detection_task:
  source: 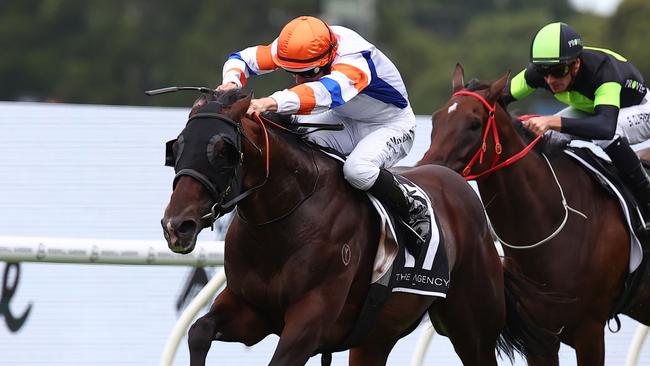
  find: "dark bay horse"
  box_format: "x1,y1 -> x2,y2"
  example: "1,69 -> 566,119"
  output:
419,64 -> 650,365
160,89 -> 549,365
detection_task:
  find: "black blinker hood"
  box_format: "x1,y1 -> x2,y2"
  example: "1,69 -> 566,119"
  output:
165,101 -> 242,213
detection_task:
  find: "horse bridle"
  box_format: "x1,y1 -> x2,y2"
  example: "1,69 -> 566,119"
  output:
199,112 -> 338,228
452,90 -> 543,180
173,112 -> 244,197
196,113 -> 271,228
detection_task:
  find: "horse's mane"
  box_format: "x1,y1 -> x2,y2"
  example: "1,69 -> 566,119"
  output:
465,78 -> 488,92
465,78 -> 507,110
211,89 -> 299,127
215,89 -> 249,106
259,112 -> 346,160
190,89 -> 248,116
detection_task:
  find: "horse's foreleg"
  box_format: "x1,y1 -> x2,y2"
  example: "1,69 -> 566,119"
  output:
188,287 -> 271,366
572,322 -> 605,366
526,349 -> 559,366
349,293 -> 433,366
267,289 -> 342,366
348,339 -> 395,366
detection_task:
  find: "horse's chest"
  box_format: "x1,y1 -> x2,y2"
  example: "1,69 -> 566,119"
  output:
226,268 -> 295,312
225,239 -> 347,310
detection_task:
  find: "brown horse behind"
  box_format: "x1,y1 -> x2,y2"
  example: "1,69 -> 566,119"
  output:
160,89 -> 550,365
419,64 -> 650,365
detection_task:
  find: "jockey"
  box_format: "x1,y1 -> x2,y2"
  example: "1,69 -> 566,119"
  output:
502,22 -> 650,228
216,15 -> 429,244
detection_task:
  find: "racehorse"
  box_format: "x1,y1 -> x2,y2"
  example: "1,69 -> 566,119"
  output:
159,88 -> 550,365
419,64 -> 650,365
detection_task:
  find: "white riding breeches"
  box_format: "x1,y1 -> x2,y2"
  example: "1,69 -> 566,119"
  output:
296,102 -> 416,190
555,93 -> 650,148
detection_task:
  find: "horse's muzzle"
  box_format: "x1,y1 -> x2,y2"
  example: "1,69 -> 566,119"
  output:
161,217 -> 199,254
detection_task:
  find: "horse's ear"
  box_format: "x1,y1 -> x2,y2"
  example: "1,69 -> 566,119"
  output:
452,63 -> 465,93
223,92 -> 253,121
486,71 -> 511,103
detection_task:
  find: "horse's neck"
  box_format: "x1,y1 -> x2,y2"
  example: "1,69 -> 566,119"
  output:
478,111 -> 568,239
237,120 -> 321,224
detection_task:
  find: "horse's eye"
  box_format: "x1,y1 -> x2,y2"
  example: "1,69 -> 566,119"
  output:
469,119 -> 482,131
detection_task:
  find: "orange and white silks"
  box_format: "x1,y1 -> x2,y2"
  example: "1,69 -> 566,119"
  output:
221,26 -> 409,116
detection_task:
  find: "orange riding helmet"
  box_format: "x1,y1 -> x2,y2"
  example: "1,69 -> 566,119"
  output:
272,16 -> 338,73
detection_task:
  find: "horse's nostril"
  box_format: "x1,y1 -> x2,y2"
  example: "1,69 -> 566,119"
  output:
177,220 -> 197,236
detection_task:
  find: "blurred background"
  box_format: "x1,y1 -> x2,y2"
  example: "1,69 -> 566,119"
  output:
2,0 -> 649,114
2,0 -> 650,365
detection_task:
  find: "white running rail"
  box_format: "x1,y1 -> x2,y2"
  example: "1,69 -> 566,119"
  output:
410,324 -> 436,366
0,236 -> 224,266
159,269 -> 227,366
626,325 -> 650,366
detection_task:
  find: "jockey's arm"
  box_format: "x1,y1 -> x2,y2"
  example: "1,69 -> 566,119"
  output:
560,105 -> 619,140
269,52 -> 372,115
220,43 -> 278,88
559,82 -> 622,140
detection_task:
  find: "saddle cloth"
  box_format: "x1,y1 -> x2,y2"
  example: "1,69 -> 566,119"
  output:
366,176 -> 450,298
564,146 -> 643,272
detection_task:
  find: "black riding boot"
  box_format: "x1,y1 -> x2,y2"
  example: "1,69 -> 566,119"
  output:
605,137 -> 650,231
368,169 -> 431,254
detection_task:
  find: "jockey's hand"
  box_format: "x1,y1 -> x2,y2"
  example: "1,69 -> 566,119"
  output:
522,115 -> 562,136
247,97 -> 278,116
215,82 -> 239,92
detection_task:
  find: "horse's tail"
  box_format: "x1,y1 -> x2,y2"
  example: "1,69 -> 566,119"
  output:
496,258 -> 561,362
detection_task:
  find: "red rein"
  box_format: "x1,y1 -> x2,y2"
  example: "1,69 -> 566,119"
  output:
251,113 -> 271,175
451,91 -> 543,181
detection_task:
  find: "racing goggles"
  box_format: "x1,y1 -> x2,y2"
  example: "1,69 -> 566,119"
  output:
287,66 -> 322,79
536,62 -> 574,78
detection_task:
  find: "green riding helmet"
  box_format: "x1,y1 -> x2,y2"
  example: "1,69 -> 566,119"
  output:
530,22 -> 583,66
